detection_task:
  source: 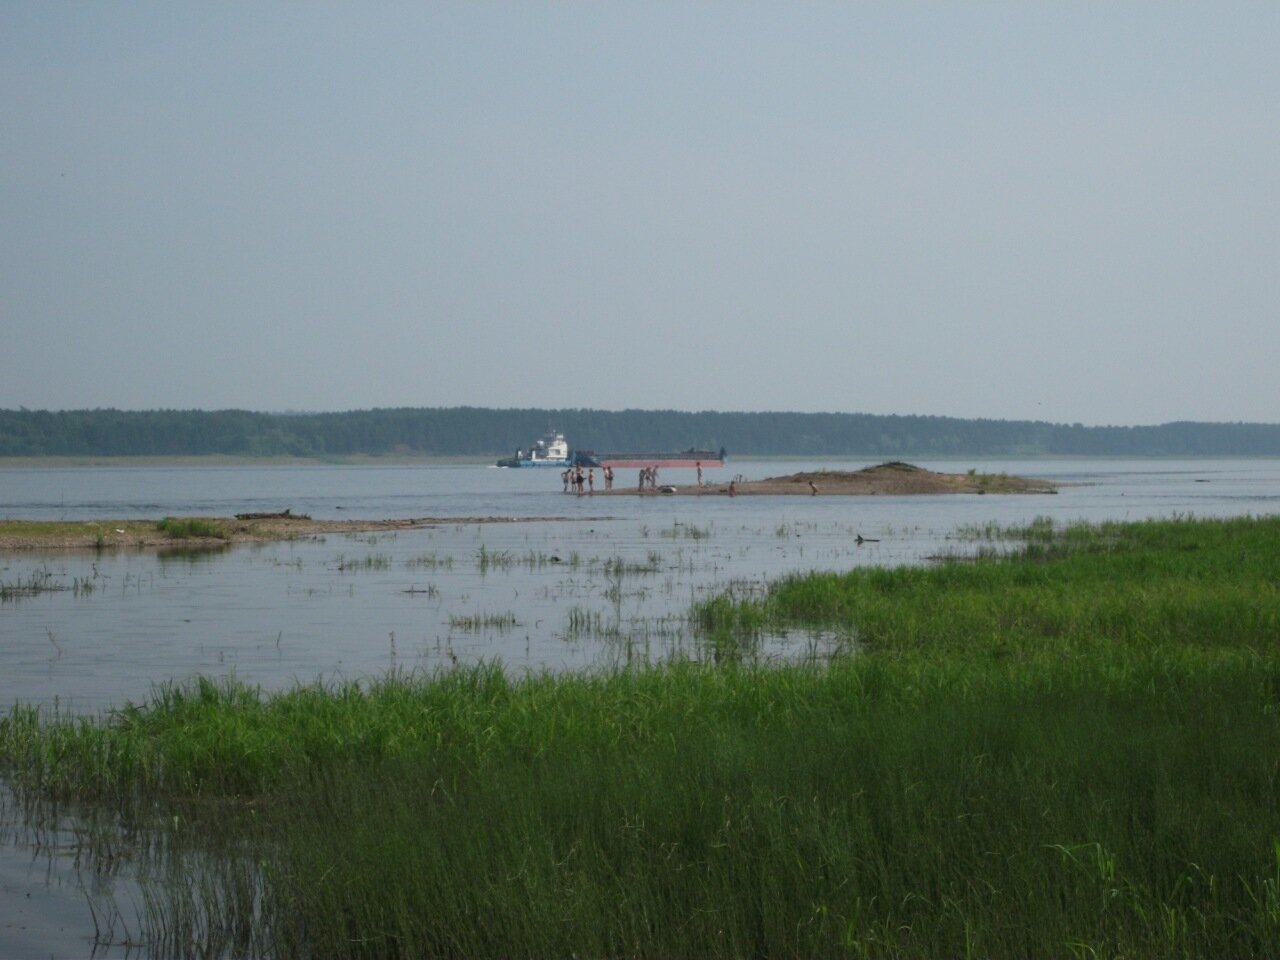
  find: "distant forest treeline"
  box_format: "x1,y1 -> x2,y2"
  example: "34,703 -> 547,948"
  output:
3,407 -> 1280,458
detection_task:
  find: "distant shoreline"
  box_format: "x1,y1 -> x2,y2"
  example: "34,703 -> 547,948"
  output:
0,454 -> 493,468
6,407 -> 1280,461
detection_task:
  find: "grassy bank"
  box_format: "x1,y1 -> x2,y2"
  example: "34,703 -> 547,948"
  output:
3,515 -> 1279,957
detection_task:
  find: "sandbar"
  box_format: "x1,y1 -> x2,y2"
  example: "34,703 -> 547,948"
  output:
0,515 -> 587,551
599,461 -> 1058,497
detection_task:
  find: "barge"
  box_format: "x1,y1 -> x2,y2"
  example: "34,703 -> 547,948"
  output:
573,448 -> 725,469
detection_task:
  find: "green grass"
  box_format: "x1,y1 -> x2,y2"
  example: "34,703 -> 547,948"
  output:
1,567 -> 102,601
403,552 -> 454,570
2,514 -> 1280,958
660,520 -> 712,539
718,514 -> 1279,659
602,553 -> 663,575
0,567 -> 63,601
334,552 -> 391,571
156,517 -> 230,540
447,611 -> 518,631
473,546 -> 570,572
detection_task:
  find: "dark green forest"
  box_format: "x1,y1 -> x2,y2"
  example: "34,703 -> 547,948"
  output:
2,407 -> 1279,458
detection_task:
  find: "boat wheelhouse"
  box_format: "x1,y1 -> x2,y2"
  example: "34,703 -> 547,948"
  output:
496,431 -> 573,468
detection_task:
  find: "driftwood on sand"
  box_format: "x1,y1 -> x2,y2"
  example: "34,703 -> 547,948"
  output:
234,509 -> 311,520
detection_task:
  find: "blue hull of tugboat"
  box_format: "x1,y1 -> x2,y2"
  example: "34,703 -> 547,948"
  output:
495,456 -> 573,468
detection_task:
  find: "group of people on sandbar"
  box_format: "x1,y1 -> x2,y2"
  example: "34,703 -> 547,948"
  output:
561,464 -> 613,495
638,466 -> 661,492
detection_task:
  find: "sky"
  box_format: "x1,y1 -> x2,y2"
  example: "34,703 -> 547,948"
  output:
2,3 -> 1277,426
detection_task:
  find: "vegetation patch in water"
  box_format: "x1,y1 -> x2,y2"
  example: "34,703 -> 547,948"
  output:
447,611 -> 518,631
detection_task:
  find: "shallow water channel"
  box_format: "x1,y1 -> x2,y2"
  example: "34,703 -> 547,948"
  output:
2,457 -> 1278,956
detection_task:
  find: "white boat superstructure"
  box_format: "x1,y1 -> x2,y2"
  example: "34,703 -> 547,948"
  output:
497,431 -> 572,468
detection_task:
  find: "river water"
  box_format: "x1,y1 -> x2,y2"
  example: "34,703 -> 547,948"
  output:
1,457 -> 1278,956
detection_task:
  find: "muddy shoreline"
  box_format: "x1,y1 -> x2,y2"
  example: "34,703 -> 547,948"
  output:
0,515 -> 592,551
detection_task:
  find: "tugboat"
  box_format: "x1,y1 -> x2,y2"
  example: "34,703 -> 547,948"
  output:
496,431 -> 573,468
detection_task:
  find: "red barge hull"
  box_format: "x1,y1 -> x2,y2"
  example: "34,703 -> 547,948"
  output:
574,450 -> 724,470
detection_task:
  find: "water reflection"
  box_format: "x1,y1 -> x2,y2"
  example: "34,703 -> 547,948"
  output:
0,778 -> 149,958
155,544 -> 232,565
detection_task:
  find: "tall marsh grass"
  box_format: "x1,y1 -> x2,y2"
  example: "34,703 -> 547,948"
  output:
2,515 -> 1279,957
698,514 -> 1280,659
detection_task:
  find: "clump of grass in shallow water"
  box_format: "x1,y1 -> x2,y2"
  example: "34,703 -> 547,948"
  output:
563,606 -> 624,640
602,554 -> 661,576
475,546 -> 562,573
447,611 -> 517,631
334,553 -> 391,572
404,552 -> 453,570
475,543 -> 512,573
0,567 -> 65,602
660,521 -> 711,540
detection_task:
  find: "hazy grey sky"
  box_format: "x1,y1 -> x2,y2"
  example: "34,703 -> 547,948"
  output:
3,3 -> 1277,425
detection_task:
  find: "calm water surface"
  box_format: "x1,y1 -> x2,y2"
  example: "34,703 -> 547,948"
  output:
2,457 -> 1275,713
1,458 -> 1278,957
